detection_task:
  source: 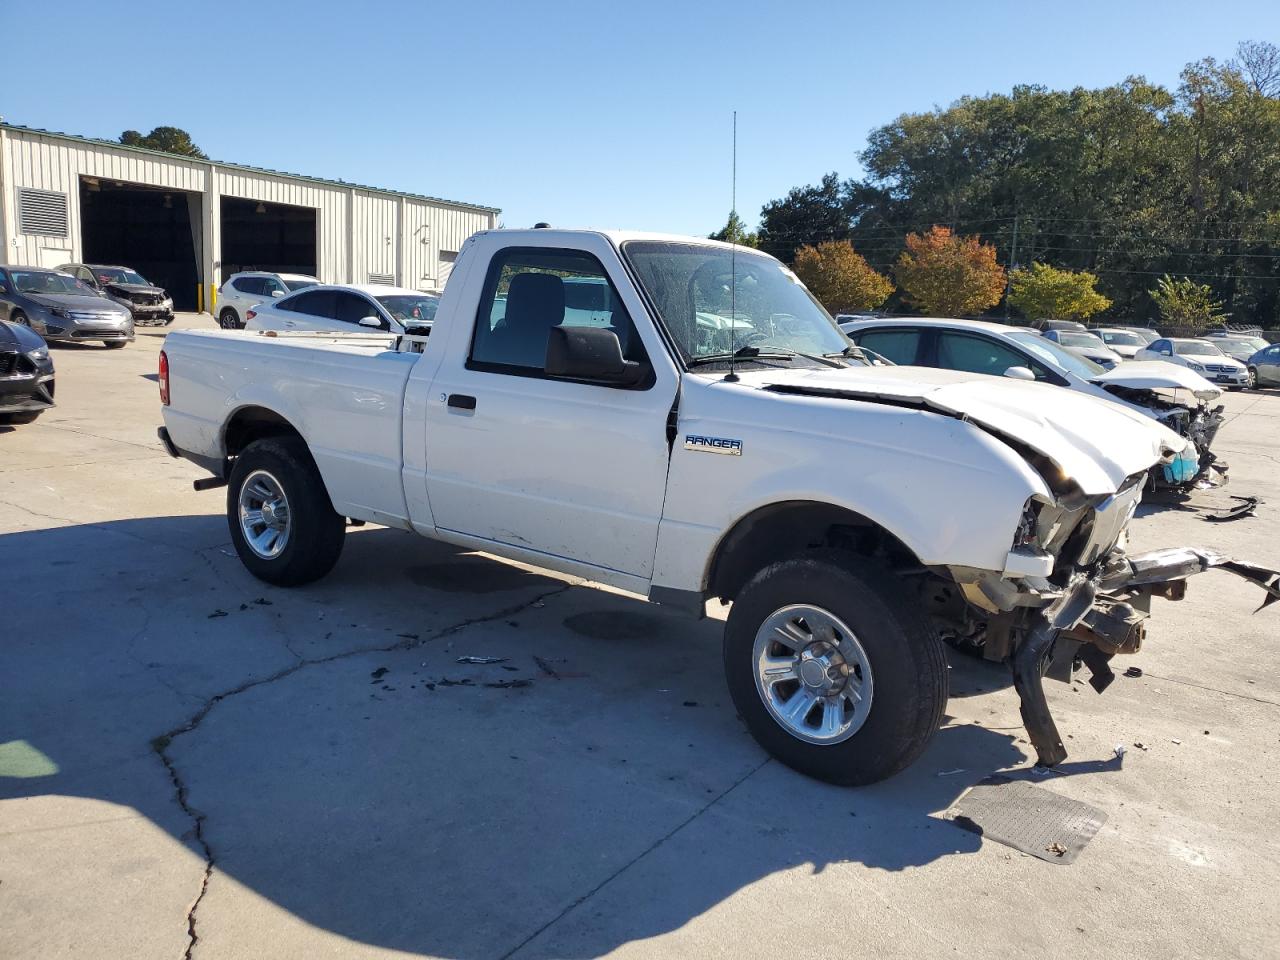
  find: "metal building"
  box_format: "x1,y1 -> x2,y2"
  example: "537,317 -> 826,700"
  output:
0,123 -> 499,311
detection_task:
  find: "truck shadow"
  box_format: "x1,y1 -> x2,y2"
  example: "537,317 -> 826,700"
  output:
1,517 -> 1097,958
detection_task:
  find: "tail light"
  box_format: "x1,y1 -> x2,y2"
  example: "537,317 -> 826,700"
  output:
158,350 -> 170,405
246,309 -> 257,322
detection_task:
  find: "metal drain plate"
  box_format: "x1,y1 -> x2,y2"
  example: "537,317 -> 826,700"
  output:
947,775 -> 1107,865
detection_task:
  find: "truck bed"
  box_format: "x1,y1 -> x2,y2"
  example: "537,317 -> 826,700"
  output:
162,329 -> 420,527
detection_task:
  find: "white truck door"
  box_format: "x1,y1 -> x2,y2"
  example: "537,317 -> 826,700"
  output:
423,237 -> 679,581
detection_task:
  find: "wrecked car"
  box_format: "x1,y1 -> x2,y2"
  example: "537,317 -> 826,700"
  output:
58,263 -> 175,326
841,317 -> 1228,492
157,229 -> 1280,785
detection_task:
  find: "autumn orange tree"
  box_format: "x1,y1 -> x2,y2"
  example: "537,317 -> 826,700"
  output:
893,226 -> 1007,316
792,241 -> 893,314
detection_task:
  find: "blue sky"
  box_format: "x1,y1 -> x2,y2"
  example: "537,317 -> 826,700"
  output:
4,0 -> 1277,235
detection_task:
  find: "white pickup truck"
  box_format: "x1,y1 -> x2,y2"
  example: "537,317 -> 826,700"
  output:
158,229 -> 1280,785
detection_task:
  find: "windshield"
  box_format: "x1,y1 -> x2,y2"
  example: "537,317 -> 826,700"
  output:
621,241 -> 852,364
11,271 -> 96,295
283,277 -> 317,292
94,267 -> 148,285
1177,341 -> 1224,357
1008,331 -> 1104,377
1218,336 -> 1268,352
1098,330 -> 1142,347
1057,331 -> 1108,349
376,294 -> 439,323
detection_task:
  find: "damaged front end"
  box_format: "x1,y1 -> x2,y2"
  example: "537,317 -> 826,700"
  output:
937,476 -> 1280,767
1100,384 -> 1227,492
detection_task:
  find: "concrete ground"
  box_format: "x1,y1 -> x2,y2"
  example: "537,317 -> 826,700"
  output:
2,314 -> 1279,960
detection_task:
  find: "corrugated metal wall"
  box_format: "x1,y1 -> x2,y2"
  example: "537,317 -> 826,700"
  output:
0,126 -> 497,297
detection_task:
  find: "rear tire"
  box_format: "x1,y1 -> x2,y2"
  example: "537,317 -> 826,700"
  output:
227,437 -> 345,586
724,552 -> 947,785
219,308 -> 241,330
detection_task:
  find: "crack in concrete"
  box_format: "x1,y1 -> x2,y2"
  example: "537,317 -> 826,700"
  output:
498,756 -> 771,960
1141,670 -> 1280,708
151,580 -> 576,959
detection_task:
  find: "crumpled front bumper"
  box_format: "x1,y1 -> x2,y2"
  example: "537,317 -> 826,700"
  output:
1013,547 -> 1280,766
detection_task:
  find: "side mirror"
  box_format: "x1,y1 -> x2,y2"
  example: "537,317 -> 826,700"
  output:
545,326 -> 644,385
358,316 -> 383,329
1003,365 -> 1036,381
271,289 -> 285,298
0,284 -> 7,294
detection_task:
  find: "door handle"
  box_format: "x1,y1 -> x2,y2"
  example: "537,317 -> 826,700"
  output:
447,393 -> 477,410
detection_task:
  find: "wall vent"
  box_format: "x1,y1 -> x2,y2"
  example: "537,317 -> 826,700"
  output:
367,271 -> 395,285
17,188 -> 69,237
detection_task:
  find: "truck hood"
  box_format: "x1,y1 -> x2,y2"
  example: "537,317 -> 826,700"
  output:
106,282 -> 167,297
736,366 -> 1182,496
1089,361 -> 1222,402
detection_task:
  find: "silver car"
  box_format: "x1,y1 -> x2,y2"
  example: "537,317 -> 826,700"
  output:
217,271 -> 318,329
0,266 -> 134,348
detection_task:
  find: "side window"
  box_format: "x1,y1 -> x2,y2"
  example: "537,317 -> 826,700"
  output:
1152,339 -> 1171,355
234,277 -> 260,295
470,248 -> 647,374
855,329 -> 921,365
282,290 -> 336,317
262,278 -> 287,297
936,333 -> 1047,379
334,292 -> 382,326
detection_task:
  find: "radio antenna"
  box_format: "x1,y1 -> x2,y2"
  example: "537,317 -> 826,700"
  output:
724,110 -> 739,383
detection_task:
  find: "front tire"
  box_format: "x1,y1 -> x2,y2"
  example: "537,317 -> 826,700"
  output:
227,437 -> 345,586
724,553 -> 947,785
0,411 -> 41,425
1248,367 -> 1258,389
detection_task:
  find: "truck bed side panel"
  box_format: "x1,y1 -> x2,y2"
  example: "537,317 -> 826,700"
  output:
163,332 -> 417,527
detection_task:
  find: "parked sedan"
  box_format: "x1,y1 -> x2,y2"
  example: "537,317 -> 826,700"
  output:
841,317 -> 1226,491
1040,328 -> 1123,368
1092,327 -> 1147,359
1202,334 -> 1270,364
244,284 -> 440,334
0,318 -> 55,423
1134,337 -> 1250,388
0,267 -> 134,348
1247,342 -> 1280,388
218,272 -> 319,329
58,263 -> 174,326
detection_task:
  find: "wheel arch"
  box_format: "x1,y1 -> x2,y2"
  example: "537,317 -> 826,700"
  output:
222,405 -> 307,459
705,500 -> 926,603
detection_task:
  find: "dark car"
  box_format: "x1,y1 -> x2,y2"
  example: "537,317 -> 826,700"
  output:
59,263 -> 174,326
0,318 -> 55,423
0,266 -> 134,348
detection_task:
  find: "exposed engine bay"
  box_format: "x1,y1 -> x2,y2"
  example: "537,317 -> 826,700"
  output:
1101,383 -> 1227,490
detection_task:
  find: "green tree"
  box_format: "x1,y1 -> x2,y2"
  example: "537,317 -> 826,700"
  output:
1149,275 -> 1228,330
757,173 -> 855,263
1007,263 -> 1111,320
756,50 -> 1280,324
792,241 -> 893,314
894,226 -> 1006,316
119,126 -> 208,159
708,211 -> 759,247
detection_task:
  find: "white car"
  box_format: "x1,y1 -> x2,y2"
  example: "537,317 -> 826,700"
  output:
1040,328 -> 1123,368
244,284 -> 440,335
840,316 -> 1226,490
1091,327 -> 1147,359
217,272 -> 319,329
1135,337 -> 1251,389
158,228 -> 1280,786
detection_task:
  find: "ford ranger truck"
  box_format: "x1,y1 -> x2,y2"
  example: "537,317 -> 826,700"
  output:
156,230 -> 1280,785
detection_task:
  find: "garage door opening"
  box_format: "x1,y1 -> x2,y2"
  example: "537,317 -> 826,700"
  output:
219,197 -> 317,281
79,179 -> 201,311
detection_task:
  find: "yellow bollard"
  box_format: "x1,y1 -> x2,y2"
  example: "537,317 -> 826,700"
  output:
197,284 -> 203,313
